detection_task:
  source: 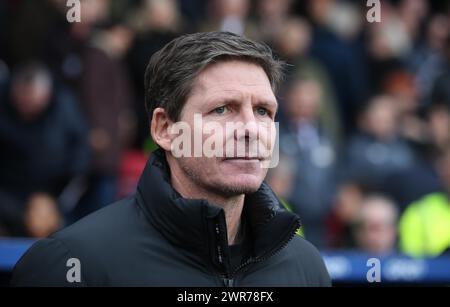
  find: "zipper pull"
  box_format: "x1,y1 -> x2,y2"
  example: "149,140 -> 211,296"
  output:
222,277 -> 234,287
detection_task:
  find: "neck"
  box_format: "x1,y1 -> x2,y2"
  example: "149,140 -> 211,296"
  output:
167,156 -> 244,245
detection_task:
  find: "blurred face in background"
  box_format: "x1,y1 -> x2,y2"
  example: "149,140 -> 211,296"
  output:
307,0 -> 334,25
355,196 -> 398,254
398,0 -> 428,39
286,79 -> 322,123
334,182 -> 365,224
428,105 -> 450,150
144,0 -> 179,31
258,0 -> 291,20
427,14 -> 449,51
275,18 -> 311,59
361,96 -> 398,141
11,72 -> 52,121
212,0 -> 250,19
80,0 -> 108,26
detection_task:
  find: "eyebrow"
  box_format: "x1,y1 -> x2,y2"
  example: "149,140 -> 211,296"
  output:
255,99 -> 279,112
205,96 -> 278,111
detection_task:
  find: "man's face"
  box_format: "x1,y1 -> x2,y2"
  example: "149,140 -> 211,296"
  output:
11,80 -> 51,121
168,60 -> 278,197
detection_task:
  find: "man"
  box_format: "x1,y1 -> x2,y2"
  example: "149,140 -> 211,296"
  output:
354,195 -> 398,254
399,146 -> 450,257
11,32 -> 331,286
0,63 -> 88,237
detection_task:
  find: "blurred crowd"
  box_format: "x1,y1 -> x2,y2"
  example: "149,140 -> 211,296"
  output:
1,0 -> 450,258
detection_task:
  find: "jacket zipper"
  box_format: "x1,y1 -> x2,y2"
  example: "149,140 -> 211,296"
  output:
222,277 -> 234,287
214,220 -> 234,287
220,218 -> 301,287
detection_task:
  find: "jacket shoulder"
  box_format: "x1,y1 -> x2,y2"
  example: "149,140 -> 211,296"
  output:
11,237 -> 85,286
52,196 -> 138,243
286,235 -> 332,286
11,196 -> 145,286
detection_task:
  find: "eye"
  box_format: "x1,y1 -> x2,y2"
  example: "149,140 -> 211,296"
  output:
214,106 -> 227,115
256,107 -> 268,116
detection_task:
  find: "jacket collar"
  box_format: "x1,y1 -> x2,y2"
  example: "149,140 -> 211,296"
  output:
136,149 -> 301,274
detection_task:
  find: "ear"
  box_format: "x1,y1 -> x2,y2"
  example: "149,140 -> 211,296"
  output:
150,107 -> 173,151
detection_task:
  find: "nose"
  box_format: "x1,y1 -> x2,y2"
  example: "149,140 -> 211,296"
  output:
234,105 -> 258,142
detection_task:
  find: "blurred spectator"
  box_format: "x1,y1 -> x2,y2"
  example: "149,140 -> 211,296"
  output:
128,0 -> 181,33
377,92 -> 442,211
345,95 -> 416,189
376,69 -> 442,211
320,0 -> 363,41
354,195 -> 399,254
408,14 -> 449,107
399,147 -> 450,257
382,70 -> 428,145
280,77 -> 337,247
126,0 -> 181,148
397,0 -> 429,43
4,0 -> 143,223
74,26 -> 135,220
200,0 -> 256,36
0,62 -> 89,235
366,2 -> 412,64
273,17 -> 342,148
272,17 -> 311,64
36,0 -> 135,220
306,0 -> 369,134
0,62 -> 89,196
250,0 -> 293,45
326,181 -> 369,249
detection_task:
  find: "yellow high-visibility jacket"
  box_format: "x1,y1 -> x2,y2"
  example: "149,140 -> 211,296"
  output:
399,193 -> 450,257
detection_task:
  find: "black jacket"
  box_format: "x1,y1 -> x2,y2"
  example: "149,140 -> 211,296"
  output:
0,83 -> 89,199
11,150 -> 331,287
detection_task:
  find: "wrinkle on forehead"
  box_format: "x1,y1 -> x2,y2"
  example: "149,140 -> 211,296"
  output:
187,60 -> 277,110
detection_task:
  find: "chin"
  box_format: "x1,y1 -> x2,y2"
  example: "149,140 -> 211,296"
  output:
217,174 -> 263,195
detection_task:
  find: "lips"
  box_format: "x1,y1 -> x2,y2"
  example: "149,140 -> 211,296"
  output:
223,156 -> 262,161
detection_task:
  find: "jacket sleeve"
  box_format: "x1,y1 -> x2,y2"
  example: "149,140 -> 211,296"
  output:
10,237 -> 87,287
307,242 -> 332,287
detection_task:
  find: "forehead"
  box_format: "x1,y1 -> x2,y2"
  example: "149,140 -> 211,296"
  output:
190,60 -> 276,101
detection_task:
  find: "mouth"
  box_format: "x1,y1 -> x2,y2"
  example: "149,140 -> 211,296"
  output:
223,156 -> 262,161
